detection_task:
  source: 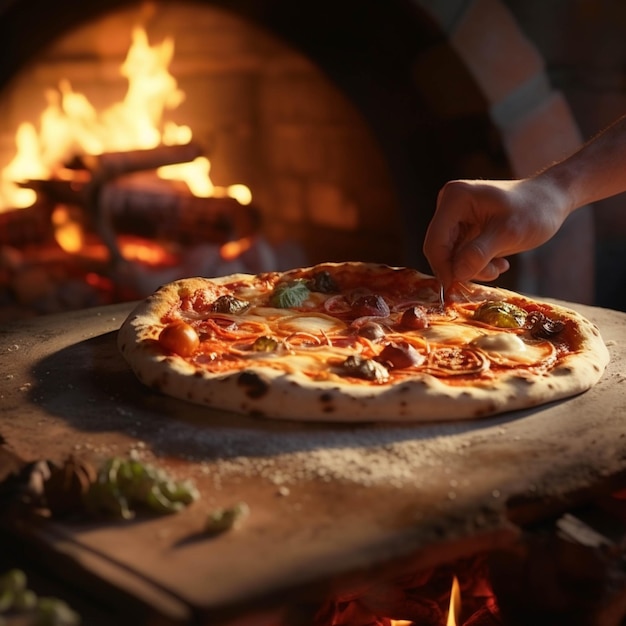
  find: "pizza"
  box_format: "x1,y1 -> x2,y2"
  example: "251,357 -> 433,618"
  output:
117,261 -> 610,422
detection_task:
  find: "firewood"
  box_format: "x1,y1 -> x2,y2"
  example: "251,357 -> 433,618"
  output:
97,174 -> 246,244
0,204 -> 54,247
82,142 -> 204,179
489,507 -> 626,626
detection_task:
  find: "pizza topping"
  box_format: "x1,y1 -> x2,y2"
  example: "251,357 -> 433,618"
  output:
421,323 -> 482,345
526,310 -> 566,338
205,501 -> 250,535
276,313 -> 346,335
473,301 -> 528,328
308,270 -> 339,294
211,294 -> 250,315
355,321 -> 386,340
471,333 -> 557,367
340,354 -> 390,382
351,294 -> 390,318
117,263 -> 611,423
377,341 -> 425,369
181,287 -> 225,314
471,332 -> 526,355
158,321 -> 200,357
399,306 -> 429,330
270,280 -> 311,308
427,347 -> 489,376
252,336 -> 279,353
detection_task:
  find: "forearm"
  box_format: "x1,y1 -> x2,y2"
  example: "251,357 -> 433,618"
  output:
533,114 -> 626,214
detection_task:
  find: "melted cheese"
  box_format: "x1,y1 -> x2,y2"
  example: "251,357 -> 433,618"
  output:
472,332 -> 526,355
421,323 -> 483,345
277,314 -> 346,334
471,332 -> 554,366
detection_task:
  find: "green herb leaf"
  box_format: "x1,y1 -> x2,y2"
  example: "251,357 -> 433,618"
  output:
269,280 -> 310,308
205,501 -> 250,535
84,455 -> 199,519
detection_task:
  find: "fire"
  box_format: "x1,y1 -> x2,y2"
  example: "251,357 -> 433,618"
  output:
389,576 -> 462,626
220,236 -> 254,261
51,205 -> 84,253
446,576 -> 461,626
0,23 -> 251,213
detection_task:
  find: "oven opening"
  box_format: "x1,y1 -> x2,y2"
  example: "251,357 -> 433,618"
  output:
0,0 -> 523,320
0,2 -> 418,319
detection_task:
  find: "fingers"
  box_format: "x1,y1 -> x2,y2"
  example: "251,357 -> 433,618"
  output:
424,180 -> 486,286
423,200 -> 463,287
424,179 -> 520,285
451,226 -> 513,281
466,257 -> 510,282
426,227 -> 512,286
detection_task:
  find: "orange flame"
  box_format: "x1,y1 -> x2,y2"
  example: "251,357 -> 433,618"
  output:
0,24 -> 251,212
220,236 -> 253,261
51,205 -> 84,253
446,576 -> 461,626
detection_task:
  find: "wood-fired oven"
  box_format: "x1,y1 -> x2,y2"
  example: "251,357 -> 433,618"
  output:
1,3 -> 625,626
0,0 -> 599,320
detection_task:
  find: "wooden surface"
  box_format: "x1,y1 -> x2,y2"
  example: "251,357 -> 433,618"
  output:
1,300 -> 626,624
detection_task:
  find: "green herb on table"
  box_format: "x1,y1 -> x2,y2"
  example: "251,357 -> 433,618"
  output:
0,569 -> 81,625
205,501 -> 250,535
84,454 -> 200,520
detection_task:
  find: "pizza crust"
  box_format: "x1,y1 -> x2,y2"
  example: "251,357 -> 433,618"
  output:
117,265 -> 610,423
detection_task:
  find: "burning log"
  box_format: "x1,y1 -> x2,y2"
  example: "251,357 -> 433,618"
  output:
80,142 -> 204,180
80,142 -> 206,264
97,174 -> 242,245
489,501 -> 626,626
0,204 -> 54,247
11,142 -> 249,267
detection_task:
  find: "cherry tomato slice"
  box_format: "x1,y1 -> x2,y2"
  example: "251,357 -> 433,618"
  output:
158,321 -> 200,357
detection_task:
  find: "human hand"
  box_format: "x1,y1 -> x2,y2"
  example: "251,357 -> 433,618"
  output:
423,178 -> 569,287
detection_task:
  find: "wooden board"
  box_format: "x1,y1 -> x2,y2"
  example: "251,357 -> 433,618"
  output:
1,300 -> 626,624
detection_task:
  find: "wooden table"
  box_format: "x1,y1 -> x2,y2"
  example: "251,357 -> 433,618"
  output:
1,300 -> 626,624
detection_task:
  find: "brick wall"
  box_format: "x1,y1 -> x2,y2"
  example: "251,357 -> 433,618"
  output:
0,3 -> 403,269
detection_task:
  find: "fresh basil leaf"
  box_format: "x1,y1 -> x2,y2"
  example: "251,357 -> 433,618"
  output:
269,280 -> 310,308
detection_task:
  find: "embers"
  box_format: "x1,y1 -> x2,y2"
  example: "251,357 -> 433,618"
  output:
309,492 -> 626,626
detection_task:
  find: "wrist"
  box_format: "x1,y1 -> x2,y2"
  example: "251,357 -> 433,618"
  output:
526,167 -> 578,221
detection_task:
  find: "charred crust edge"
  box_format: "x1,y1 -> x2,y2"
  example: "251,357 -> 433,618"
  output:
237,371 -> 270,399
